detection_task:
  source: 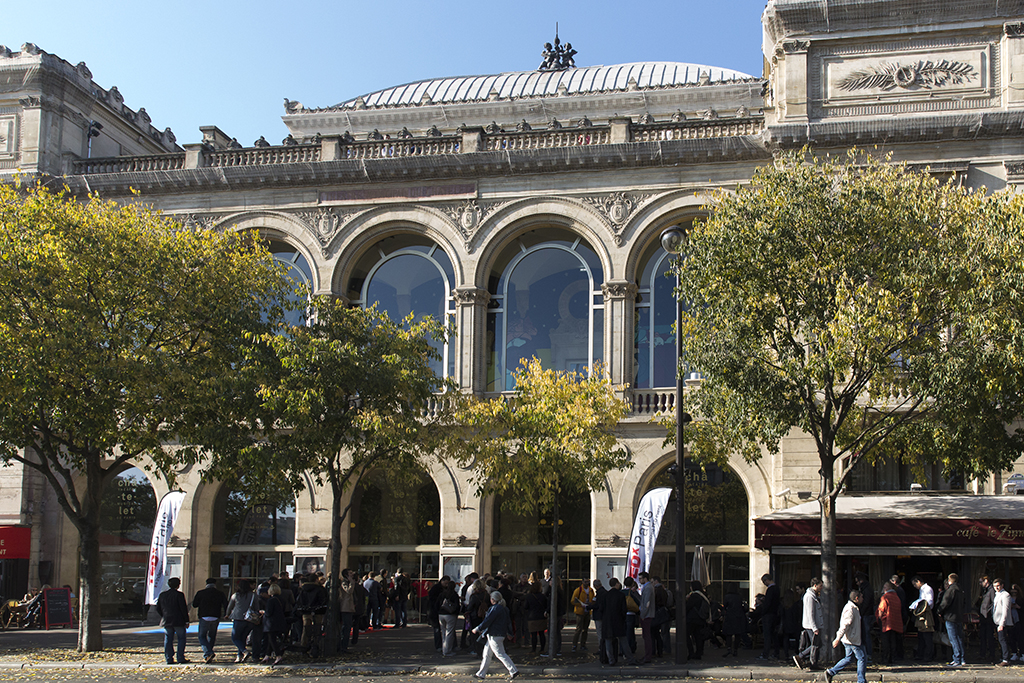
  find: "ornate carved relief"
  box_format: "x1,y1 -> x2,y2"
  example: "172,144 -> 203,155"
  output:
1005,160 -> 1024,180
18,96 -> 40,108
778,39 -> 809,55
837,60 -> 977,92
452,287 -> 490,306
297,208 -> 351,254
601,282 -> 638,300
1005,22 -> 1024,37
442,200 -> 507,242
582,192 -> 652,245
173,213 -> 219,232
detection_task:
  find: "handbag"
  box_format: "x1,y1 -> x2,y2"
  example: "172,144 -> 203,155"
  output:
244,594 -> 262,626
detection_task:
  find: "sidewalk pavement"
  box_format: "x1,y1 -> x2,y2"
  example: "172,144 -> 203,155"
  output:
0,622 -> 1022,681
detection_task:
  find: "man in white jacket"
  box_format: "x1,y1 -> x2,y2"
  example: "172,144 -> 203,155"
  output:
794,578 -> 823,669
993,578 -> 1014,666
824,590 -> 865,683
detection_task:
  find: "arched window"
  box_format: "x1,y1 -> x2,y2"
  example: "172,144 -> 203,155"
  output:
634,225 -> 693,389
347,235 -> 456,378
347,469 -> 441,617
491,481 -> 592,581
98,467 -> 157,618
640,459 -> 749,600
210,487 -> 296,587
486,229 -> 604,391
269,240 -> 313,327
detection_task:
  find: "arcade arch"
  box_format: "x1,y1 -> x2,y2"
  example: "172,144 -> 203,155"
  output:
636,457 -> 750,600
98,466 -> 157,618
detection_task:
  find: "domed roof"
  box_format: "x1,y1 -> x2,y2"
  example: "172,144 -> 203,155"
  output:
336,61 -> 756,109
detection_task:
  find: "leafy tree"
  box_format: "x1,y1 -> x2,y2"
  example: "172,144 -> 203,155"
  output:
675,150 -> 1024,640
0,183 -> 287,651
453,358 -> 631,656
204,297 -> 453,656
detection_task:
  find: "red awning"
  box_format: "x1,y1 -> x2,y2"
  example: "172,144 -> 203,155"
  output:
754,495 -> 1024,550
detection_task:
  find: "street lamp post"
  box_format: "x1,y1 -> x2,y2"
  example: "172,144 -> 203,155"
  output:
661,226 -> 692,666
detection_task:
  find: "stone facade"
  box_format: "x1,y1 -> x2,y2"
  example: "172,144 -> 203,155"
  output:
3,0 -> 1024,610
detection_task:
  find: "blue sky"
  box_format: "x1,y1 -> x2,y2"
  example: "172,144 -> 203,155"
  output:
5,0 -> 768,147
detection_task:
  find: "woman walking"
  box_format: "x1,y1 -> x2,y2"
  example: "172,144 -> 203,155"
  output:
472,591 -> 519,679
225,579 -> 260,663
261,584 -> 288,665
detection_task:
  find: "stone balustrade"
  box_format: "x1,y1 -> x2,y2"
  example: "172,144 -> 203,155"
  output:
630,388 -> 680,416
207,144 -> 321,166
632,118 -> 764,142
72,153 -> 186,174
71,116 -> 764,175
339,137 -> 461,159
485,127 -> 612,150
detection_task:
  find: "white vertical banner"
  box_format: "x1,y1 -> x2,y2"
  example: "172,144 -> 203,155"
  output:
626,487 -> 672,579
145,490 -> 186,605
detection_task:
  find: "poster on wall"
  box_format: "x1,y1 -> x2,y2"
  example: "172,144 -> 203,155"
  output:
295,556 -> 324,575
597,557 -> 626,585
442,556 -> 473,590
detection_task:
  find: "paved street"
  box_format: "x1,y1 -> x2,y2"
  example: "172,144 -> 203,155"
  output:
1,621 -> 1024,682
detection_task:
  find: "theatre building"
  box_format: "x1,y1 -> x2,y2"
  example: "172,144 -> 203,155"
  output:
2,0 -> 1024,618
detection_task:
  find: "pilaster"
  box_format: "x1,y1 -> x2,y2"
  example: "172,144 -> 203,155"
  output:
601,280 -> 638,388
453,286 -> 490,393
1005,22 -> 1024,109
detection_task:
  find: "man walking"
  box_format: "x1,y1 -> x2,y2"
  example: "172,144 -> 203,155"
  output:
824,590 -> 866,683
793,578 -> 823,670
192,577 -> 227,663
157,577 -> 190,665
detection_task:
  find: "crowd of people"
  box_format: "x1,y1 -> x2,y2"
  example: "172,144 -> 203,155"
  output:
745,571 -> 1024,683
151,563 -> 1024,678
154,566 -> 414,665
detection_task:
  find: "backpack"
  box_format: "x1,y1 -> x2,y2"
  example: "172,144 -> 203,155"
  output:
625,591 -> 639,613
440,592 -> 460,615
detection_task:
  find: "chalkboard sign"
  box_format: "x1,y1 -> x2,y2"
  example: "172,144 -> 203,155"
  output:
43,587 -> 73,629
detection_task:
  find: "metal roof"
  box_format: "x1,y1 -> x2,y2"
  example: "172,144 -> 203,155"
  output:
336,62 -> 755,109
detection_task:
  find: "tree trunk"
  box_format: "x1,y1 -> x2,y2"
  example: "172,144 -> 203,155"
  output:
78,519 -> 104,651
323,475 -> 344,656
548,490 -> 559,658
819,455 -> 838,664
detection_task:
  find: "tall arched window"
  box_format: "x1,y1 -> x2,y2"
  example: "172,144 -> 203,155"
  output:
641,459 -> 749,600
490,481 -> 592,581
347,235 -> 456,378
348,468 -> 441,622
634,225 -> 693,389
486,229 -> 604,391
269,240 -> 313,327
210,487 -> 296,588
98,467 -> 157,618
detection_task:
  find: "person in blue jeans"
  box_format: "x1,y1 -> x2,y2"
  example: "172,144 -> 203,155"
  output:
825,590 -> 865,683
156,577 -> 190,664
938,573 -> 966,666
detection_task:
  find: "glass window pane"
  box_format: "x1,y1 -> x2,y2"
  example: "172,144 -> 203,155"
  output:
99,467 -> 156,546
504,248 -> 590,389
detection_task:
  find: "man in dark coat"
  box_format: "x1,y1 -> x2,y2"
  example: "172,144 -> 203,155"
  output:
937,573 -> 966,666
192,577 -> 227,663
978,575 -> 996,663
856,572 -> 875,662
753,574 -> 780,660
602,578 -> 638,666
157,577 -> 190,664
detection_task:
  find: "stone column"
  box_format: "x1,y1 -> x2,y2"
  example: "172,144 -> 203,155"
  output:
601,280 -> 638,389
774,39 -> 810,123
453,286 -> 490,394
